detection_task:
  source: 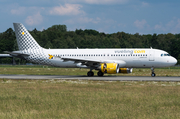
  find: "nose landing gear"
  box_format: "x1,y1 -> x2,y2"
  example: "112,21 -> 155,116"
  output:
151,67 -> 156,77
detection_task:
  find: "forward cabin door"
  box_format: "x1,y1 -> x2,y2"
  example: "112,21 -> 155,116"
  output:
149,50 -> 155,61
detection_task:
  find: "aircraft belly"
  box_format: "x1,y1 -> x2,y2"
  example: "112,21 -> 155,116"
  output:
50,60 -> 77,68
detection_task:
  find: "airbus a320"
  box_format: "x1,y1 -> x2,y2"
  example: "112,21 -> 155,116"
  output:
6,23 -> 177,77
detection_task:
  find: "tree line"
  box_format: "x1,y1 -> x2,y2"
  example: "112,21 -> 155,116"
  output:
0,24 -> 180,64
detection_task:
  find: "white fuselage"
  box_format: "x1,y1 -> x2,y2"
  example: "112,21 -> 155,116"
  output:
12,23 -> 178,76
37,48 -> 177,68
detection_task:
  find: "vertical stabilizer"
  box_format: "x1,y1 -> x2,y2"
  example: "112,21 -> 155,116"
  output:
13,23 -> 42,51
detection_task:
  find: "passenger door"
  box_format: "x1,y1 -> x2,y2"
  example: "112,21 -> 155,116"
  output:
149,50 -> 155,61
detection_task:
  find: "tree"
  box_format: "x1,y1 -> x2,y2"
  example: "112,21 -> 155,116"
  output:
0,24 -> 180,64
50,25 -> 67,32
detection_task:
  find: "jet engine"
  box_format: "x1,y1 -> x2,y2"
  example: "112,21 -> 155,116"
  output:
100,63 -> 119,74
119,68 -> 133,73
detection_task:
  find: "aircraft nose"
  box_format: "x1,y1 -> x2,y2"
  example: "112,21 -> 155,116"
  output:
171,57 -> 177,65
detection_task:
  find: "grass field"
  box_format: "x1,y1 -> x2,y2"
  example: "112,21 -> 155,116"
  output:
0,65 -> 180,118
0,79 -> 180,118
0,65 -> 180,76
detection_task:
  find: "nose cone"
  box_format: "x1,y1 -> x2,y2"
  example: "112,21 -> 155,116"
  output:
171,57 -> 177,65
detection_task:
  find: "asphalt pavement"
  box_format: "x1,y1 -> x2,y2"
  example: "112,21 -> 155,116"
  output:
0,74 -> 179,82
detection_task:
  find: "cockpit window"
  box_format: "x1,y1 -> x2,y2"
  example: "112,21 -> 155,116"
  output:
161,54 -> 170,56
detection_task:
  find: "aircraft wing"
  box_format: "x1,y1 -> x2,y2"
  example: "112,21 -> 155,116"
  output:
61,57 -> 103,63
60,56 -> 126,67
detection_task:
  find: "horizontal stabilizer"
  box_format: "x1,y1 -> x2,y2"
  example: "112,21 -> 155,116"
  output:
4,51 -> 30,58
0,54 -> 12,57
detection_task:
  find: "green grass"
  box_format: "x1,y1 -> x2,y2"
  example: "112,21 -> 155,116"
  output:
0,80 -> 180,118
0,65 -> 180,76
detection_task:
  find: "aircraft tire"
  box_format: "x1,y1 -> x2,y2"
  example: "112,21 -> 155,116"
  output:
151,73 -> 156,77
97,71 -> 104,76
87,71 -> 94,77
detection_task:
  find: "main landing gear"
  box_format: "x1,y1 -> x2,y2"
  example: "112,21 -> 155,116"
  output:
87,70 -> 104,77
151,67 -> 156,77
87,71 -> 94,76
97,71 -> 104,76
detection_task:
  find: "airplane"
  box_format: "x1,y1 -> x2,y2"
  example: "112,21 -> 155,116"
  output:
5,23 -> 177,77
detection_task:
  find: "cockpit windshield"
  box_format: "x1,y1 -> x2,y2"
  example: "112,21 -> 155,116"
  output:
161,54 -> 170,56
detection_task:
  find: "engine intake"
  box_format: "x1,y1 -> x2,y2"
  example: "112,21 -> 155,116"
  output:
101,63 -> 119,74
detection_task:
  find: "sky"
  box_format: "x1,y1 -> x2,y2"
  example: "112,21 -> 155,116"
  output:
0,0 -> 180,34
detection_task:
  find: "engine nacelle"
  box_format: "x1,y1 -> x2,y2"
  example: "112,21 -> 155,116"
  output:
119,68 -> 133,73
101,63 -> 119,74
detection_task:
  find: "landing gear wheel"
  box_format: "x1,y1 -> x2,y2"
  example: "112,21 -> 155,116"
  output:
97,71 -> 104,76
87,71 -> 94,77
151,73 -> 156,77
151,67 -> 156,77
